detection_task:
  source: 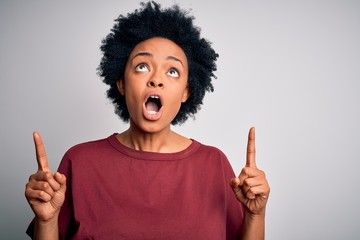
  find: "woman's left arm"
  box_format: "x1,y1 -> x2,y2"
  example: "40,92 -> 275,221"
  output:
230,127 -> 270,240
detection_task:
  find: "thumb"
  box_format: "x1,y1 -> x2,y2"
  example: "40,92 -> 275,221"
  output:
54,172 -> 66,193
230,178 -> 247,203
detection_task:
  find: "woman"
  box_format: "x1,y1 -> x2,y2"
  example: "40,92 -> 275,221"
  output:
25,2 -> 270,239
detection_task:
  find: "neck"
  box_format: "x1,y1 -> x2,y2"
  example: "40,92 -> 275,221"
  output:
127,127 -> 171,152
116,121 -> 191,153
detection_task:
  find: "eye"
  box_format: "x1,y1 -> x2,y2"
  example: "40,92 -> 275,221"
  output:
167,68 -> 179,78
135,63 -> 149,72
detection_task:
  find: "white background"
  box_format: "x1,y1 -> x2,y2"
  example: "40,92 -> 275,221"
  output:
1,0 -> 359,239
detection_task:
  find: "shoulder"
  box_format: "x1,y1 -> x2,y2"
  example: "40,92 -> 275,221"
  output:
60,134 -> 118,162
66,137 -> 107,155
192,140 -> 237,178
194,140 -> 228,159
57,134 -> 118,174
191,140 -> 232,170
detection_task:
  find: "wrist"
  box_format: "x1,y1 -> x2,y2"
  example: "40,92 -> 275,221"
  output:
34,214 -> 59,240
244,212 -> 265,224
244,207 -> 266,219
35,212 -> 59,226
241,208 -> 266,240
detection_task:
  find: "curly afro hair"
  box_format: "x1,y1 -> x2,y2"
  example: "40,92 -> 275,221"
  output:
98,1 -> 218,125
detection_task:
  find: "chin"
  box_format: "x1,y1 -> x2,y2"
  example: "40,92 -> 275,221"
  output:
131,118 -> 172,134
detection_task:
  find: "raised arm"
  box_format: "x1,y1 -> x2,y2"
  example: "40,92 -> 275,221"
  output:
25,132 -> 67,240
230,127 -> 270,240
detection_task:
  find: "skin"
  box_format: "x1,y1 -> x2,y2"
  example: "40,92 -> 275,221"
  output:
25,132 -> 66,240
231,127 -> 270,239
25,37 -> 270,240
116,37 -> 191,153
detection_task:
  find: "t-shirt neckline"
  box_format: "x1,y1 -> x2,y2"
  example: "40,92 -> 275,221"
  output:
107,133 -> 201,161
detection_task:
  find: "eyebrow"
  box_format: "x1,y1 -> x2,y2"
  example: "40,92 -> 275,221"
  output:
166,56 -> 184,67
132,52 -> 184,67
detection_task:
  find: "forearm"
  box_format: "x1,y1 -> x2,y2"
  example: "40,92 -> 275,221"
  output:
241,211 -> 265,240
33,216 -> 59,240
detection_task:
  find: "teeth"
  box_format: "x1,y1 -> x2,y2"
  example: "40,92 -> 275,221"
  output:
150,96 -> 159,99
148,110 -> 157,115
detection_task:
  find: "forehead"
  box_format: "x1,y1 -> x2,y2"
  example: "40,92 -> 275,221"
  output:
129,37 -> 188,65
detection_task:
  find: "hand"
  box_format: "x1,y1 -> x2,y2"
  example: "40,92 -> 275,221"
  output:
230,127 -> 270,216
25,132 -> 66,222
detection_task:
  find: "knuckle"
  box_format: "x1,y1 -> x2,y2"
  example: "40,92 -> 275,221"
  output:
247,146 -> 255,153
44,171 -> 52,179
244,178 -> 250,186
41,182 -> 50,189
260,170 -> 268,180
38,190 -> 45,198
38,190 -> 50,200
29,174 -> 36,181
242,167 -> 250,175
24,188 -> 30,197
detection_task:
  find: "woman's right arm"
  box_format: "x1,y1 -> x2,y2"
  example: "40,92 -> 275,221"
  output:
25,132 -> 67,240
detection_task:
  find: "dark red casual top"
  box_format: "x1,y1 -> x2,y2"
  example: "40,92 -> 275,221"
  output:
27,134 -> 244,239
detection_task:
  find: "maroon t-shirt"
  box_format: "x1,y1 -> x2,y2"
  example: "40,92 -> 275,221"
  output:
27,134 -> 244,239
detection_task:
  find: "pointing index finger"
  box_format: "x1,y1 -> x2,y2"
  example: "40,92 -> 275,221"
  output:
246,127 -> 256,168
33,131 -> 50,172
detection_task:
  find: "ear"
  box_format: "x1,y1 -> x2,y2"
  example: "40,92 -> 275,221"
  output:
116,79 -> 125,96
181,85 -> 190,103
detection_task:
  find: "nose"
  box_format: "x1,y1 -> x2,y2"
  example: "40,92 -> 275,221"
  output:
147,80 -> 163,88
147,73 -> 164,88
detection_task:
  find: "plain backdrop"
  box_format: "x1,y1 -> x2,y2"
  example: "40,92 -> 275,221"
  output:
1,0 -> 360,239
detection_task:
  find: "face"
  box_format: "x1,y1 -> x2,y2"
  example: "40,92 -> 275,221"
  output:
117,37 -> 189,133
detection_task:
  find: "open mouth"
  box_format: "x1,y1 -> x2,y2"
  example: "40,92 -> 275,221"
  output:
145,95 -> 162,115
